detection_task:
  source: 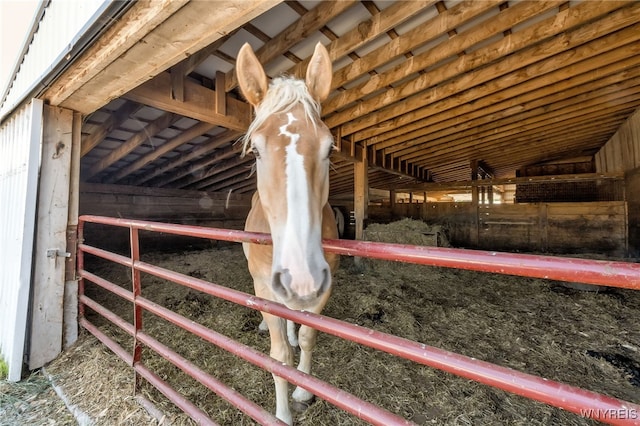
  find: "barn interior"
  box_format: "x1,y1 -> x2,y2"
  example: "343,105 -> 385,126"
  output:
46,0 -> 640,256
3,1 -> 640,424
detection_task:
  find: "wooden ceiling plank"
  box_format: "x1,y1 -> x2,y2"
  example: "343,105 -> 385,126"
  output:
177,154 -> 253,190
125,72 -> 250,131
163,145 -> 246,189
132,129 -> 239,186
58,1 -> 281,114
146,133 -> 243,187
214,176 -> 257,194
81,101 -> 142,157
108,121 -> 218,184
202,167 -> 256,192
225,0 -> 358,91
85,112 -> 178,180
409,106 -> 638,168
356,19 -> 640,145
391,74 -> 640,159
328,0 -> 498,95
288,1 -> 436,83
410,104 -> 637,166
324,0 -> 561,115
371,60 -> 640,153
403,118 -> 622,174
330,1 -> 634,134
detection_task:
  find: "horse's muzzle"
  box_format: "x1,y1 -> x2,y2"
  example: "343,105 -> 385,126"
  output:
272,265 -> 331,308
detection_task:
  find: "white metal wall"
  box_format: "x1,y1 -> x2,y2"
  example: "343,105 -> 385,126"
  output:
0,0 -> 108,119
0,99 -> 43,381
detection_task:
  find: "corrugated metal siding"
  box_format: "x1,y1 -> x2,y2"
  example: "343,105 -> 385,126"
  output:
0,99 -> 43,381
0,0 -> 108,119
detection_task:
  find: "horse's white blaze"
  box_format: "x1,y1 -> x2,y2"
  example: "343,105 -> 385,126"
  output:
279,112 -> 317,298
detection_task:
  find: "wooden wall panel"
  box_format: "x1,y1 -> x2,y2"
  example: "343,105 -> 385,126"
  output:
596,108 -> 640,173
369,201 -> 627,256
626,168 -> 640,256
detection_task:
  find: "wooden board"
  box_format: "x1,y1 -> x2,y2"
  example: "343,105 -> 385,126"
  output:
371,201 -> 628,256
29,106 -> 73,369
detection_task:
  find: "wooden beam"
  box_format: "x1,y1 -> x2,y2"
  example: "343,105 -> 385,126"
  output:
170,63 -> 186,102
376,64 -> 640,155
287,1 -> 435,83
225,1 -> 357,91
393,172 -> 624,192
84,112 -> 178,180
48,0 -> 281,114
215,71 -> 227,115
81,101 -> 141,157
43,0 -> 188,108
354,147 -> 369,241
109,121 -> 218,184
331,1 -> 633,134
324,0 -> 501,113
125,72 -> 250,131
149,132 -> 244,187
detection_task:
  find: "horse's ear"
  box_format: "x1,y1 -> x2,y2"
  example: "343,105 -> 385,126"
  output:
236,43 -> 268,106
305,42 -> 332,103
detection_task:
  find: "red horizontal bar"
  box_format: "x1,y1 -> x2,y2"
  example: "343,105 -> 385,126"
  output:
80,317 -> 133,367
80,269 -> 134,303
79,215 -> 640,289
135,329 -> 285,426
81,294 -> 281,424
133,362 -> 217,426
79,243 -> 132,267
134,260 -> 640,425
136,294 -> 413,426
80,295 -> 134,336
79,317 -> 216,425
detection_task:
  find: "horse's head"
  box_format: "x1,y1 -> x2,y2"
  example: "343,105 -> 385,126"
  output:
237,42 -> 334,310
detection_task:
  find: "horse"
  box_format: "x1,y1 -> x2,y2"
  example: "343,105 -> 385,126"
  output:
236,42 -> 339,425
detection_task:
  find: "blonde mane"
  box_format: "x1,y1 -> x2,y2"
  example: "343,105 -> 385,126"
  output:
241,76 -> 323,156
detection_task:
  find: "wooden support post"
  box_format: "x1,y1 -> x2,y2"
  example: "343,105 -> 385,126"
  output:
30,105 -> 73,369
215,71 -> 226,115
63,111 -> 82,350
170,63 -> 185,102
470,160 -> 479,247
354,146 -> 368,241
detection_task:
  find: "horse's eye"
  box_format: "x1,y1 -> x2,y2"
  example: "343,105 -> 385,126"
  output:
251,146 -> 261,159
325,144 -> 334,160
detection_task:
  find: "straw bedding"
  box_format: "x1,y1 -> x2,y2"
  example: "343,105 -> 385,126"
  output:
7,219 -> 639,425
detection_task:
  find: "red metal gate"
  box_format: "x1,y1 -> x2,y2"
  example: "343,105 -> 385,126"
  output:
77,215 -> 640,425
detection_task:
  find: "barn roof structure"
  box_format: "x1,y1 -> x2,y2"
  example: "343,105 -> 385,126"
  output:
4,0 -> 640,198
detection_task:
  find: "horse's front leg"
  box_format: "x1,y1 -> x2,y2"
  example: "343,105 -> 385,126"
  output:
291,324 -> 318,411
262,312 -> 294,425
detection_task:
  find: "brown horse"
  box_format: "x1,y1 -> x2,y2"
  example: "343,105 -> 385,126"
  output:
237,42 -> 339,425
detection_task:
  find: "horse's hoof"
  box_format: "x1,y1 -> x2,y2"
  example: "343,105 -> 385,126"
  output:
292,396 -> 315,412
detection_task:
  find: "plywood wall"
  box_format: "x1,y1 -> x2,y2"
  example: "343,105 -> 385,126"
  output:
595,109 -> 640,173
595,107 -> 640,255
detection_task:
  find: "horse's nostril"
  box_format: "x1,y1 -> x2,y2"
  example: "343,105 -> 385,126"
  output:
317,267 -> 331,297
272,269 -> 292,299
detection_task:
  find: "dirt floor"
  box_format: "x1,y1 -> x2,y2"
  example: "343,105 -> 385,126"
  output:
3,220 -> 640,425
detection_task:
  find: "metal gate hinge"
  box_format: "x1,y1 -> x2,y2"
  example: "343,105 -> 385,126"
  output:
47,248 -> 71,267
46,248 -> 71,259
